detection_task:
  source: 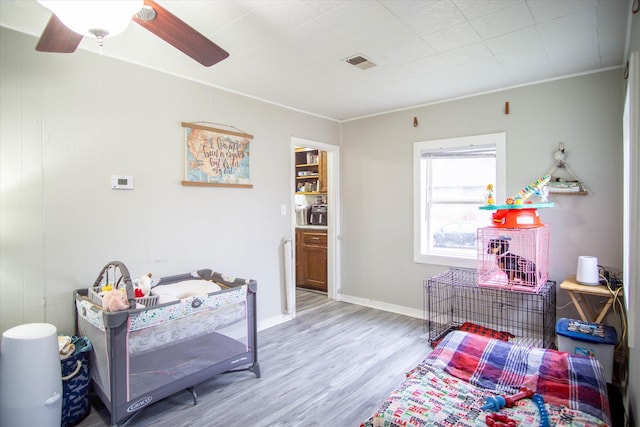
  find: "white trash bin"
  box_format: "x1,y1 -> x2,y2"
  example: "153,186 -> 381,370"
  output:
0,323 -> 62,427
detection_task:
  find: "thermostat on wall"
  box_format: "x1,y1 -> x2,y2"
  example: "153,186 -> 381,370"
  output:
111,175 -> 134,190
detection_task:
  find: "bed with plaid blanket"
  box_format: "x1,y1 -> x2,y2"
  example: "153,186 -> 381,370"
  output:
362,331 -> 611,427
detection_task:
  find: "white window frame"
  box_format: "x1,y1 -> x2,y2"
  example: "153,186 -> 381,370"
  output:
413,132 -> 506,268
622,52 -> 638,348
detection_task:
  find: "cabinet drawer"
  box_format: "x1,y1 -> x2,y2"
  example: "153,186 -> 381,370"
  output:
302,231 -> 327,247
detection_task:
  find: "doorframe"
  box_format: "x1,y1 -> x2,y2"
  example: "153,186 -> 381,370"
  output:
290,137 -> 341,317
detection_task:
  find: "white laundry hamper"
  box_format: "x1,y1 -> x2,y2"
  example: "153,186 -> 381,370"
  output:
0,323 -> 62,427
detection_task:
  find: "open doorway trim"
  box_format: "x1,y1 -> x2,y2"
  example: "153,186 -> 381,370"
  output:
290,137 -> 341,318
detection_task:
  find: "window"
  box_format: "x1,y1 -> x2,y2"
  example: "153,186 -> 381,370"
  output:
414,133 -> 506,268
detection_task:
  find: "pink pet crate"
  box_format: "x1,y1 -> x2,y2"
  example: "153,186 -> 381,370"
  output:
476,224 -> 550,292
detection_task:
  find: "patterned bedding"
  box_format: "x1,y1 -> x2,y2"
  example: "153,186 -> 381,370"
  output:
76,284 -> 248,354
362,331 -> 611,427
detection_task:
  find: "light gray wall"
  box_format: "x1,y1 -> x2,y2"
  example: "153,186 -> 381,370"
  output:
0,28 -> 339,334
341,70 -> 624,317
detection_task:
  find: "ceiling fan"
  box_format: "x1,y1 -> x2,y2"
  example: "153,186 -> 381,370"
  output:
35,0 -> 229,67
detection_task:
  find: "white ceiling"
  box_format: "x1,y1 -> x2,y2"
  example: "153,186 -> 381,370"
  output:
0,0 -> 632,121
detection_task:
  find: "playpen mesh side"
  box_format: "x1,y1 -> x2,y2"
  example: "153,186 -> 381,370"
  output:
477,225 -> 550,292
424,268 -> 556,349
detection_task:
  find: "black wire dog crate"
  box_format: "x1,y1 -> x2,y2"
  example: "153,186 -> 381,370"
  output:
424,268 -> 556,349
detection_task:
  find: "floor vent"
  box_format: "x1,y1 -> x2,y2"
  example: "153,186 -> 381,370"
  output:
345,54 -> 376,70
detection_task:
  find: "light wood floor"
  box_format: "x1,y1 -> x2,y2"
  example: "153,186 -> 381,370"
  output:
78,290 -> 428,426
295,287 -> 328,312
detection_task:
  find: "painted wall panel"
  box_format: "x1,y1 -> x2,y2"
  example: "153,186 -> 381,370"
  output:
341,70 -> 624,314
0,28 -> 339,334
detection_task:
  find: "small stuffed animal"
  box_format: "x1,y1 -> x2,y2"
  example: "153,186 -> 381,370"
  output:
137,273 -> 153,297
102,289 -> 130,312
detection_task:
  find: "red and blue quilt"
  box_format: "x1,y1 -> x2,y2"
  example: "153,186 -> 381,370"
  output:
362,330 -> 611,427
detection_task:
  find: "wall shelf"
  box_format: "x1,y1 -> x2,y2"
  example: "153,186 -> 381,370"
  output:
548,190 -> 589,195
547,142 -> 588,195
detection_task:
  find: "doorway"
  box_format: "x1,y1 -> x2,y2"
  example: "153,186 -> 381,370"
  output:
290,137 -> 341,317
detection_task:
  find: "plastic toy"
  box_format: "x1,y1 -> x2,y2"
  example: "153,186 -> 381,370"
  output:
485,413 -> 517,427
481,174 -> 555,227
481,395 -> 506,412
532,394 -> 550,427
510,174 -> 551,204
481,387 -> 534,411
486,184 -> 495,205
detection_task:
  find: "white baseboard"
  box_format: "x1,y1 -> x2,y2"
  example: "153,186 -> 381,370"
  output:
336,293 -> 423,319
261,294 -> 423,332
258,313 -> 293,331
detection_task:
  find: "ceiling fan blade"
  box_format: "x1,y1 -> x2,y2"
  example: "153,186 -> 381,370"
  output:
35,14 -> 83,53
132,0 -> 229,67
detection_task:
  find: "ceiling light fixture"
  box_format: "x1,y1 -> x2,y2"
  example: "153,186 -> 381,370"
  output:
38,0 -> 143,46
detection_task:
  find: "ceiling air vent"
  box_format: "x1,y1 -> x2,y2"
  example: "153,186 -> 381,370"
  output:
345,54 -> 376,70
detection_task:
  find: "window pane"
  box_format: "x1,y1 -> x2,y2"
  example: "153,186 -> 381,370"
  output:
414,132 -> 505,268
430,157 -> 495,202
424,203 -> 491,254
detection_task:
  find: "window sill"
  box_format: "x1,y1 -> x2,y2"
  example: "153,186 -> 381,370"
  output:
414,253 -> 476,269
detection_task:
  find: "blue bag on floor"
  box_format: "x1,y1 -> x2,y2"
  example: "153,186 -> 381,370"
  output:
60,336 -> 92,427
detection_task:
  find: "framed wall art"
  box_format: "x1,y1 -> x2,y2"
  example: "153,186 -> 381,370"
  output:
181,122 -> 254,188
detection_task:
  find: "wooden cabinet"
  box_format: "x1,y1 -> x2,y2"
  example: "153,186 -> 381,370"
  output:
295,148 -> 327,194
318,151 -> 328,193
295,228 -> 327,292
